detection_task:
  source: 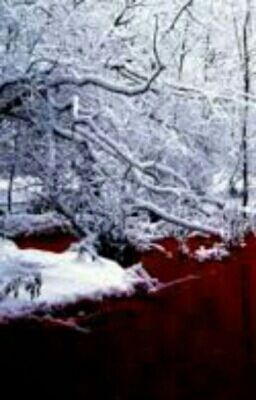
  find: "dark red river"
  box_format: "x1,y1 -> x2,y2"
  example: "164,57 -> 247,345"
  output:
1,232 -> 256,399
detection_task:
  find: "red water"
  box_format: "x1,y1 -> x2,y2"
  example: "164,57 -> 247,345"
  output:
14,231 -> 78,253
2,233 -> 256,399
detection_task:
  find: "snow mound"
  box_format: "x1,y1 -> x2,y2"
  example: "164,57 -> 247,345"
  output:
0,239 -> 144,318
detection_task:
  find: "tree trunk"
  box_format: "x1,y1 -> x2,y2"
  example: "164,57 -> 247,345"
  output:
241,0 -> 251,212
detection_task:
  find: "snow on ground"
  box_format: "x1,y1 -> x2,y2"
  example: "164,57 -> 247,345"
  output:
0,239 -> 145,318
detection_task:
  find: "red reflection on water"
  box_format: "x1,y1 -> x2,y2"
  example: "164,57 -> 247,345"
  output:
2,233 -> 256,399
14,231 -> 78,253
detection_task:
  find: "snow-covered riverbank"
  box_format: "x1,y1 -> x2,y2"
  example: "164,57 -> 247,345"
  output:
0,239 -> 147,318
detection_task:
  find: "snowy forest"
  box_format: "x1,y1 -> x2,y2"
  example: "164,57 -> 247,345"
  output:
1,0 -> 256,246
1,1 -> 256,399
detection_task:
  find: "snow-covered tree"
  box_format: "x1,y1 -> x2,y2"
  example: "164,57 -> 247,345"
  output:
2,0 -> 256,253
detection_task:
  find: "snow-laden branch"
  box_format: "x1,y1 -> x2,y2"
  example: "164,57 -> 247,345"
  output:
47,13 -> 164,96
164,0 -> 194,36
74,116 -> 190,187
53,117 -> 224,237
54,114 -> 224,213
47,68 -> 164,96
74,116 -> 224,209
133,171 -> 224,210
136,200 -> 223,237
114,0 -> 146,27
164,80 -> 256,111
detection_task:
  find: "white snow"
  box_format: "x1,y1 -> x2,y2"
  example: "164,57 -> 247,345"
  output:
0,212 -> 70,237
195,244 -> 230,262
0,239 -> 144,318
0,177 -> 41,213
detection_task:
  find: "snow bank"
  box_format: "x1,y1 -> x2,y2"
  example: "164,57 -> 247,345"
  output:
0,212 -> 71,237
0,239 -> 144,318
